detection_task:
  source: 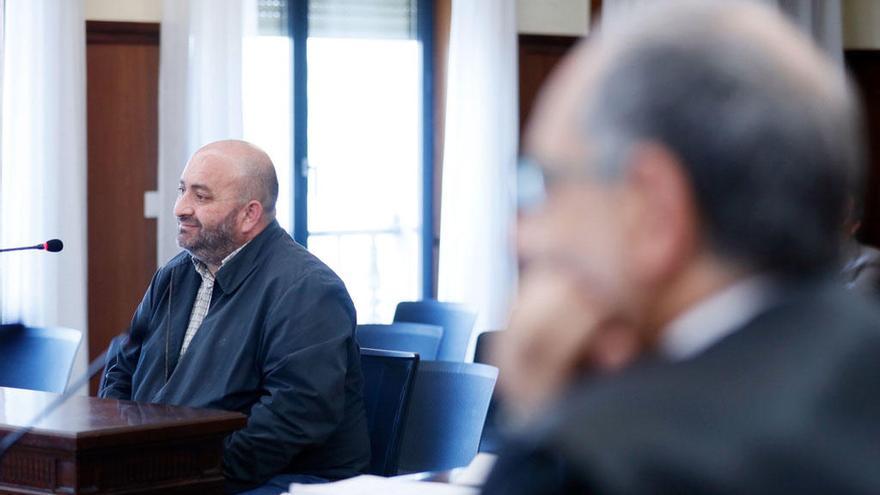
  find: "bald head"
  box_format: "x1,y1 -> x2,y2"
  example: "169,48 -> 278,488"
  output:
528,0 -> 862,276
191,139 -> 279,221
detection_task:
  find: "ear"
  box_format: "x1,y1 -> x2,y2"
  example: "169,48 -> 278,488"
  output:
622,143 -> 699,285
239,200 -> 265,235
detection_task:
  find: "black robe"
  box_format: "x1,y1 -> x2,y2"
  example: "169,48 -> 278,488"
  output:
101,221 -> 370,490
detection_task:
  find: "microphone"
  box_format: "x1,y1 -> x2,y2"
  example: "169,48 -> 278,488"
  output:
0,239 -> 64,253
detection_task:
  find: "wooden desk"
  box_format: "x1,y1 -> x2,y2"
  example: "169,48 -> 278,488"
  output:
0,387 -> 246,494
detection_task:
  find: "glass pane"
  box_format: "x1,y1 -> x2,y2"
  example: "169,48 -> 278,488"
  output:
242,28 -> 294,232
306,36 -> 422,323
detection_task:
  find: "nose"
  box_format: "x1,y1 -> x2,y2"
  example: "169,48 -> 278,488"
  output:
174,193 -> 194,218
516,208 -> 552,267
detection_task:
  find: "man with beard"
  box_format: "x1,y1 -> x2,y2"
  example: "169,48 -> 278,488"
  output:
483,2 -> 880,494
100,140 -> 370,494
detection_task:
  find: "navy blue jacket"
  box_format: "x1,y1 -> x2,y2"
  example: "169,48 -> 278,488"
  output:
101,221 -> 370,489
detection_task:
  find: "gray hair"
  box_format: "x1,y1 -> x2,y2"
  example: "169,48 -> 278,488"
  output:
240,162 -> 279,220
584,1 -> 863,276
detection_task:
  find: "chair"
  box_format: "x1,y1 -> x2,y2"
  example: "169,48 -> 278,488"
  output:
359,348 -> 420,476
98,334 -> 128,395
357,323 -> 443,360
473,330 -> 503,453
393,300 -> 477,362
0,324 -> 82,393
396,361 -> 498,474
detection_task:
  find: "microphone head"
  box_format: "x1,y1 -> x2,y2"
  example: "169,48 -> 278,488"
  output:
44,239 -> 63,252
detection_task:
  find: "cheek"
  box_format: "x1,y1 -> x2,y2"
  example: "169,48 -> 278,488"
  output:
551,198 -> 632,293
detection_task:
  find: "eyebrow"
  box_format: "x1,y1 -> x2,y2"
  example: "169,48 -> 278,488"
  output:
179,181 -> 213,195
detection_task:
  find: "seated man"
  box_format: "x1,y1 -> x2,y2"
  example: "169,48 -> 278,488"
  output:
101,140 -> 369,494
485,2 -> 880,494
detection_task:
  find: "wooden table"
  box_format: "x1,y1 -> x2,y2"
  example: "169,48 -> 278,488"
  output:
0,387 -> 246,494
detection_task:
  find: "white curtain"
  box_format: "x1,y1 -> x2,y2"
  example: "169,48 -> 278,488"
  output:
438,0 -> 518,344
0,0 -> 88,386
157,0 -> 251,264
602,0 -> 842,61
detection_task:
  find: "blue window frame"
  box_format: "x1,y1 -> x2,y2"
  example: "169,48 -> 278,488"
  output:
287,0 -> 436,320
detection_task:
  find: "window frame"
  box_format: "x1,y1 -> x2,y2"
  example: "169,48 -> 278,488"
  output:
287,0 -> 436,299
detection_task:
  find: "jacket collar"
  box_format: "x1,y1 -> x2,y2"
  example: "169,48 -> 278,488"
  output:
211,220 -> 282,294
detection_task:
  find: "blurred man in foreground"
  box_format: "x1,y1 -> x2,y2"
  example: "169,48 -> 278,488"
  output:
485,2 -> 880,493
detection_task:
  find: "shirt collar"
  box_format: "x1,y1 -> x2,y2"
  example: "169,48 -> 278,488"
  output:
191,241 -> 250,279
658,275 -> 776,361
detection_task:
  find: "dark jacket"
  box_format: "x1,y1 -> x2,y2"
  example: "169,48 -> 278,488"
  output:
101,221 -> 370,489
843,242 -> 880,298
484,281 -> 880,494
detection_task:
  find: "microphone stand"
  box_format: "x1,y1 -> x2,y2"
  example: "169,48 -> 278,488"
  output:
0,335 -> 128,460
0,245 -> 41,253
0,239 -> 63,253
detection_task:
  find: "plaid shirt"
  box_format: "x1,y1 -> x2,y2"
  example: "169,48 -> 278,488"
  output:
179,242 -> 249,357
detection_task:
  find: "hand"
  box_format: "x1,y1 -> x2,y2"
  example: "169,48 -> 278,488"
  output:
493,265 -> 640,424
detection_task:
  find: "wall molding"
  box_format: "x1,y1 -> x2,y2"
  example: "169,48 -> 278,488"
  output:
86,21 -> 159,45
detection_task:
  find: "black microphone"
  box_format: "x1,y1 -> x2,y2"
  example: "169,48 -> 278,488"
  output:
0,330 -> 136,460
0,239 -> 64,253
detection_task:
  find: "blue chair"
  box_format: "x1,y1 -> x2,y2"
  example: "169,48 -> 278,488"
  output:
393,300 -> 477,362
360,348 -> 420,476
397,361 -> 498,474
0,324 -> 82,393
357,323 -> 443,360
473,330 -> 503,453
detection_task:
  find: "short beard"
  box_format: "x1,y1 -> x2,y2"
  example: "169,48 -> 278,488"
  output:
178,207 -> 243,267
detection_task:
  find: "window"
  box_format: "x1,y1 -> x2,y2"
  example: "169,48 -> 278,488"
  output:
288,0 -> 433,322
243,0 -> 294,232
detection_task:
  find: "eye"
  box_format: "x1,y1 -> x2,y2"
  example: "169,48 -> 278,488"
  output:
195,194 -> 207,202
177,185 -> 185,196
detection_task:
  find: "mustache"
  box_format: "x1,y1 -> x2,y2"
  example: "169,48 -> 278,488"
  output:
177,216 -> 202,228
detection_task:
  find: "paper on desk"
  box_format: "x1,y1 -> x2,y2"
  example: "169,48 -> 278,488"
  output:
449,453 -> 496,486
288,475 -> 480,495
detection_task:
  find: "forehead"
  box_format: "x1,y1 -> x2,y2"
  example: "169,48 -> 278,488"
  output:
524,42 -> 603,174
181,151 -> 240,189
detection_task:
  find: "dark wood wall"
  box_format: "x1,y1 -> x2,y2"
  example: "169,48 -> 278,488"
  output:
86,21 -> 159,394
846,50 -> 880,246
518,35 -> 579,142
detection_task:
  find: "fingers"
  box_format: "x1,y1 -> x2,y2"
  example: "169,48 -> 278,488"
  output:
493,266 -> 613,423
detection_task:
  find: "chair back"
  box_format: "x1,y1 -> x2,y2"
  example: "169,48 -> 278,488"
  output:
473,330 -> 503,453
397,361 -> 498,473
360,348 -> 420,476
357,323 -> 443,360
393,300 -> 477,362
98,334 -> 128,395
0,324 -> 82,393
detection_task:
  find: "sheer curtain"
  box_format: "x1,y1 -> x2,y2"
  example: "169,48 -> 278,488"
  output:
158,0 -> 292,264
157,0 -> 248,264
0,0 -> 88,385
438,0 -> 518,342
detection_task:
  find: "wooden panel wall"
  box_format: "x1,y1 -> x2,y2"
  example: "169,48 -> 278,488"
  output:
847,50 -> 880,246
86,21 -> 159,394
518,35 -> 579,144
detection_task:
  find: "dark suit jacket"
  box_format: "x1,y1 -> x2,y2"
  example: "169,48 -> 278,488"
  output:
843,243 -> 880,298
483,281 -> 880,494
